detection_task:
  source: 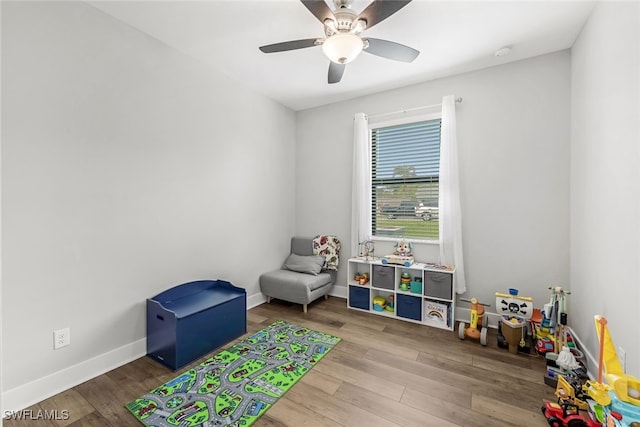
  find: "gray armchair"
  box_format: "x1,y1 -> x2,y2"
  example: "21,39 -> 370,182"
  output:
259,236 -> 338,313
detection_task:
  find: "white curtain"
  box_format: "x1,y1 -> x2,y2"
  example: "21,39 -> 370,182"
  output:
351,113 -> 371,257
439,95 -> 466,294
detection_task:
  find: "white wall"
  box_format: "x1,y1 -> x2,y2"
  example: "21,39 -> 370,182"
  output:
0,0 -> 4,417
4,0 -> 636,416
296,51 -> 571,310
1,1 -> 296,410
570,2 -> 639,377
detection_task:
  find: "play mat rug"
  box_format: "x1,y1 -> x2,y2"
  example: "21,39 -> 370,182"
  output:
126,320 -> 341,427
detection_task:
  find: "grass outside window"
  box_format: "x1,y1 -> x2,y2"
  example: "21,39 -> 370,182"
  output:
374,216 -> 439,241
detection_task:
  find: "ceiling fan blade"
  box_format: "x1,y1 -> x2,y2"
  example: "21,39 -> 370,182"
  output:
259,38 -> 320,53
364,38 -> 419,62
300,0 -> 335,24
356,0 -> 412,29
328,62 -> 346,84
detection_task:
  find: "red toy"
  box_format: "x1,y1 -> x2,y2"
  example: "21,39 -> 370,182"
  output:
536,337 -> 555,355
541,401 -> 601,427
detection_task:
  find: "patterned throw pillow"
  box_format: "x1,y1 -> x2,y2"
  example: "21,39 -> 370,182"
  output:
312,235 -> 341,271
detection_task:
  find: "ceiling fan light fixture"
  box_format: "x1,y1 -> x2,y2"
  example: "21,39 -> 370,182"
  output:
324,18 -> 337,34
322,33 -> 363,64
351,19 -> 367,33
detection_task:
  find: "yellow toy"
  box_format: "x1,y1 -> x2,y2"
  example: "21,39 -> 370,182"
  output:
555,374 -> 590,410
593,315 -> 640,406
372,296 -> 386,312
584,315 -> 612,406
372,295 -> 395,313
457,298 -> 490,345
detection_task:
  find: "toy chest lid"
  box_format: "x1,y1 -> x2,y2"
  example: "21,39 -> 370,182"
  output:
495,292 -> 533,322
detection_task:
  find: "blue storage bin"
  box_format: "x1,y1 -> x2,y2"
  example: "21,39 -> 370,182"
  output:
396,294 -> 422,321
147,280 -> 246,370
349,286 -> 370,310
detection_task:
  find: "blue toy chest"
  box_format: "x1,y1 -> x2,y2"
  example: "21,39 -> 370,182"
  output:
147,280 -> 246,370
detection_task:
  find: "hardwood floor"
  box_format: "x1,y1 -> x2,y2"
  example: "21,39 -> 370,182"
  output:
4,297 -> 557,426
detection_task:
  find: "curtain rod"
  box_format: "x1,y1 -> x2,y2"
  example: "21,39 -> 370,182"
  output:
366,97 -> 462,120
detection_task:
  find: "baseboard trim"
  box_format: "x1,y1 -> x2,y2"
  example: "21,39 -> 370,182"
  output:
247,292 -> 267,310
252,286 -> 348,308
329,285 -> 347,299
2,338 -> 147,416
5,292 -> 593,416
567,326 -> 597,379
3,292 -> 270,416
453,307 -> 502,329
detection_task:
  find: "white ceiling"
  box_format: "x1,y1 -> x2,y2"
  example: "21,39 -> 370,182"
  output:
88,0 -> 596,111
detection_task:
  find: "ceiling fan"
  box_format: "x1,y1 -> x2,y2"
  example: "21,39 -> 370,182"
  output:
259,0 -> 420,84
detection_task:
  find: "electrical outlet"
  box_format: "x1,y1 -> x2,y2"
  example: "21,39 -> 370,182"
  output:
619,347 -> 626,372
53,328 -> 70,349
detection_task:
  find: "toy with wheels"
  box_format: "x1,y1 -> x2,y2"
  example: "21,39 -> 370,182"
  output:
382,240 -> 414,267
457,298 -> 490,346
541,401 -> 602,427
556,373 -> 590,411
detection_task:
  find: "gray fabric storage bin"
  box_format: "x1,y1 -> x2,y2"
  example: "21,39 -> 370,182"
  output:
372,265 -> 395,290
424,271 -> 453,300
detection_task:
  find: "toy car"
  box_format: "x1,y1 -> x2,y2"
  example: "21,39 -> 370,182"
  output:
541,401 -> 601,427
536,337 -> 555,355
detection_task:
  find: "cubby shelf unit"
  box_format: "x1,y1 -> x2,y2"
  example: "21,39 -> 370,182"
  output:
347,257 -> 456,331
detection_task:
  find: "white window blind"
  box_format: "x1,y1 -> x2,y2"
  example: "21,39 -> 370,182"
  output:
371,118 -> 442,240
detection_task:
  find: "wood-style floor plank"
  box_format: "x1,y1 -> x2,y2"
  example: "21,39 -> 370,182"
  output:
264,397 -> 343,427
400,387 -> 517,427
37,389 -> 94,427
4,296 -> 556,427
333,382 -> 459,427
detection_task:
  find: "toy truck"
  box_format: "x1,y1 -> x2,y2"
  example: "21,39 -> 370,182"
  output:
541,401 -> 601,427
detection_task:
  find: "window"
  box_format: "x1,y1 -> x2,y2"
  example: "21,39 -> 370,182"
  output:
371,116 -> 441,241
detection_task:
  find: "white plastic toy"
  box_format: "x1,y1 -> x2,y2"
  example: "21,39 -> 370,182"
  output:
382,240 -> 414,267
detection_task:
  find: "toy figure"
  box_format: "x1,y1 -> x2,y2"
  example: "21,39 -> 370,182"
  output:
393,240 -> 413,256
